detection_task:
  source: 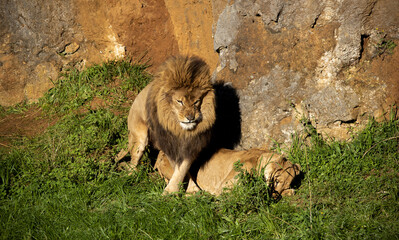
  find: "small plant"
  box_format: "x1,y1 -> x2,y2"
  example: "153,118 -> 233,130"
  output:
375,29 -> 397,56
376,39 -> 396,55
0,105 -> 5,118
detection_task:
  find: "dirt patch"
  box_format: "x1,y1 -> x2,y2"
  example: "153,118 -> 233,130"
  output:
0,106 -> 57,148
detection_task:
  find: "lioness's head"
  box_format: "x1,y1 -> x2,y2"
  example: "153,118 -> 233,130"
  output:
264,156 -> 301,197
155,56 -> 216,135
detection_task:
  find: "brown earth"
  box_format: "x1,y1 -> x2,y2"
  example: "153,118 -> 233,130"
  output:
0,107 -> 56,148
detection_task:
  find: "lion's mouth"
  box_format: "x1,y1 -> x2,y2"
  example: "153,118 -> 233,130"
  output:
179,121 -> 197,130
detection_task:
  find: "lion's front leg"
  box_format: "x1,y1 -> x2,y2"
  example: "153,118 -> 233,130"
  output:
163,159 -> 192,194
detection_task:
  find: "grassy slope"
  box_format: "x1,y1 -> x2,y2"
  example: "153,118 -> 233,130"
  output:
1,59 -> 398,239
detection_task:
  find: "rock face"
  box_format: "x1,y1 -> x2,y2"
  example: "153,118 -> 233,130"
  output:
1,0 -> 398,148
0,0 -> 179,106
213,0 -> 399,148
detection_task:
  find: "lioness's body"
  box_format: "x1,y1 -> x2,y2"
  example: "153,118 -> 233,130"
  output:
155,149 -> 301,197
117,56 -> 216,194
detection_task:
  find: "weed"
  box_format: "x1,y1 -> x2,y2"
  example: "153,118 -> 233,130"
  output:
2,100 -> 30,115
218,160 -> 273,215
375,30 -> 397,56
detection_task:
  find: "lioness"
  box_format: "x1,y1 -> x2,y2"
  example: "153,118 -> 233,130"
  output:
155,149 -> 301,197
117,56 -> 216,194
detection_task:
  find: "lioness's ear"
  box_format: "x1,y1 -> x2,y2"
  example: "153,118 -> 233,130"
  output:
294,163 -> 301,175
281,189 -> 295,196
264,162 -> 277,182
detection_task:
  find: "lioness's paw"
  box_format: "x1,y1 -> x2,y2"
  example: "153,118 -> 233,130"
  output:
186,181 -> 201,194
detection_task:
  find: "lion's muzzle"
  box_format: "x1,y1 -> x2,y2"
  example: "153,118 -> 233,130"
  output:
179,112 -> 203,130
179,120 -> 197,130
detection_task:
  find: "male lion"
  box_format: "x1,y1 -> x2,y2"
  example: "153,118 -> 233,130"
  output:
117,55 -> 216,194
155,149 -> 301,198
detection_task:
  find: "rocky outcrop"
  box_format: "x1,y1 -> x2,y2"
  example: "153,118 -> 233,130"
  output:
213,0 -> 399,148
1,0 -> 398,148
0,0 -> 179,106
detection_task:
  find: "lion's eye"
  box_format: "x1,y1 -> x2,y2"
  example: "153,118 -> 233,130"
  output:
176,100 -> 183,106
194,100 -> 200,106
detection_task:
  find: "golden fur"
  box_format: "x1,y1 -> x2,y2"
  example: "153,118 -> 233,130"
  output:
155,149 -> 301,197
116,56 -> 216,194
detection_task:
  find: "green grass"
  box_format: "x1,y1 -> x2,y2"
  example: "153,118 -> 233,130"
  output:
1,58 -> 398,239
376,38 -> 397,56
40,58 -> 150,114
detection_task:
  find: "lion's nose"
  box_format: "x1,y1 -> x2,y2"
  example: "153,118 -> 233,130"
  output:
185,114 -> 195,122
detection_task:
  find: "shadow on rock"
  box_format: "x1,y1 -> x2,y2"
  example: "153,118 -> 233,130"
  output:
191,81 -> 242,174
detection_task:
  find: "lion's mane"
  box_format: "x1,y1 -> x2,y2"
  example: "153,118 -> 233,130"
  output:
146,56 -> 216,165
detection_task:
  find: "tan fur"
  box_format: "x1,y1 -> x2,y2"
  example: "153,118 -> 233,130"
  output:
155,149 -> 301,197
116,56 -> 216,194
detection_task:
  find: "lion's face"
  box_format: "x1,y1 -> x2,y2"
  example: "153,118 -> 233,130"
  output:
151,55 -> 216,138
170,88 -> 209,131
